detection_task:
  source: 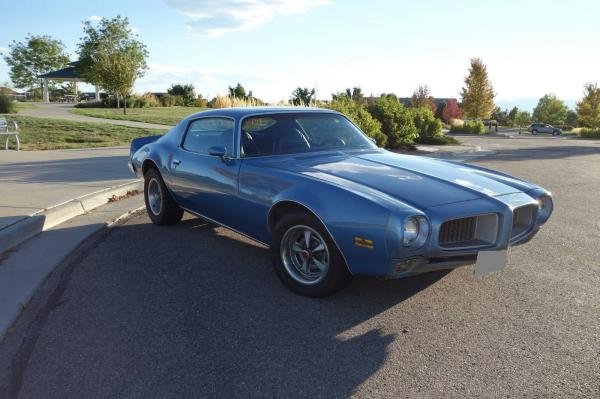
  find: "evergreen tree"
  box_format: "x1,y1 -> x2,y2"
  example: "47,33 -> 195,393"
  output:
460,58 -> 495,119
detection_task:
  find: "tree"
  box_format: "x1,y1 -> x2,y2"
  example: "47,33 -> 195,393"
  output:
78,15 -> 148,113
411,85 -> 430,108
514,111 -> 531,133
566,110 -> 578,127
460,58 -> 495,119
291,87 -> 315,106
368,94 -> 418,147
428,96 -> 437,114
442,99 -> 462,122
3,34 -> 69,90
326,96 -> 387,147
532,94 -> 568,125
576,82 -> 600,128
332,87 -> 365,104
508,106 -> 518,126
491,107 -> 510,126
168,83 -> 196,106
228,83 -> 247,99
92,46 -> 144,114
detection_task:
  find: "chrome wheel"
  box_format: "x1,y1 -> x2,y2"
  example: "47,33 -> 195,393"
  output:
147,178 -> 163,216
280,225 -> 330,285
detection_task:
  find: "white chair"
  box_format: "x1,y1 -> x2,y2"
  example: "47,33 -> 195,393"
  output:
0,117 -> 20,151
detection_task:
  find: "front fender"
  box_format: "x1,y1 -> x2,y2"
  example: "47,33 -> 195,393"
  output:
270,179 -> 420,276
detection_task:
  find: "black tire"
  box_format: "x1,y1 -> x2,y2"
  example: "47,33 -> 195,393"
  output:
532,129 -> 538,135
144,167 -> 183,225
271,211 -> 352,297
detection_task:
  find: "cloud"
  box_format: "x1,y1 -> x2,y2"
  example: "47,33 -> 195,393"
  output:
0,46 -> 8,54
164,0 -> 330,37
88,15 -> 103,22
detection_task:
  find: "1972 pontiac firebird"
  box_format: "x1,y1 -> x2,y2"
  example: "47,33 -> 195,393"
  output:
129,107 -> 553,297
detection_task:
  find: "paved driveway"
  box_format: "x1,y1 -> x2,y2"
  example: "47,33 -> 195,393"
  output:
0,136 -> 598,398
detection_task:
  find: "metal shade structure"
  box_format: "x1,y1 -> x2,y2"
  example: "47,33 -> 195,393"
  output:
38,61 -> 100,103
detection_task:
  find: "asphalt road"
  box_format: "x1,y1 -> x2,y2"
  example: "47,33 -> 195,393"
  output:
1,135 -> 598,398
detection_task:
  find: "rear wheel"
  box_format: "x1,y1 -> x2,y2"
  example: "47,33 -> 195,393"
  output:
271,211 -> 352,297
144,168 -> 183,225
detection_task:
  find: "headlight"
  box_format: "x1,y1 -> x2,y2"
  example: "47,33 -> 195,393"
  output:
403,216 -> 429,247
537,194 -> 553,224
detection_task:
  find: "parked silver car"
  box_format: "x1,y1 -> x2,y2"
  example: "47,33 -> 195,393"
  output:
527,123 -> 561,135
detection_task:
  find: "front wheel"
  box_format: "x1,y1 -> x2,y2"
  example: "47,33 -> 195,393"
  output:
144,168 -> 183,225
271,211 -> 352,297
532,130 -> 538,135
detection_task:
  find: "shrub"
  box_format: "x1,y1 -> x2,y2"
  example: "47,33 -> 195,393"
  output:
326,96 -> 387,147
140,92 -> 160,107
211,95 -> 262,109
367,95 -> 417,147
580,128 -> 600,139
194,97 -> 208,108
167,83 -> 196,106
159,94 -> 176,107
411,107 -> 443,139
75,100 -> 104,108
449,118 -> 464,128
0,95 -> 17,113
450,120 -> 486,134
554,124 -> 574,132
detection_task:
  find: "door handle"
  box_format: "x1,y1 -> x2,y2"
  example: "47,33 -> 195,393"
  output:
172,159 -> 181,166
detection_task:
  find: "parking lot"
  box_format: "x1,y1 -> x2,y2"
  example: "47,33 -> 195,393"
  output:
0,135 -> 598,398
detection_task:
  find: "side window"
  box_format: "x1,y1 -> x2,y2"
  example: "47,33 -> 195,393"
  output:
182,118 -> 234,155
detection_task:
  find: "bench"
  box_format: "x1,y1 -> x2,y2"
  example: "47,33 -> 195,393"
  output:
0,117 -> 20,151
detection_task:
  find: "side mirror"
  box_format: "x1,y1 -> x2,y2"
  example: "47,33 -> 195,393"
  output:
367,137 -> 377,146
208,146 -> 227,158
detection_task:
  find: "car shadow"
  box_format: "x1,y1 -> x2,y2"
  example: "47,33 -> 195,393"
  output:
7,215 -> 450,398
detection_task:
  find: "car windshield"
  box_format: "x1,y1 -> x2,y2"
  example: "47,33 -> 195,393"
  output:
240,112 -> 376,157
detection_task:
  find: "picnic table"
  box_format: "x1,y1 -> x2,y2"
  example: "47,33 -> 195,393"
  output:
0,117 -> 20,150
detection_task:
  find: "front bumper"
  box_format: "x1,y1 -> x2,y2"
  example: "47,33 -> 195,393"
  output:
383,191 -> 548,279
386,255 -> 476,279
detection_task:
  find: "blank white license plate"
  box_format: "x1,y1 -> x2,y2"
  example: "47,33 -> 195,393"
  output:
474,249 -> 508,277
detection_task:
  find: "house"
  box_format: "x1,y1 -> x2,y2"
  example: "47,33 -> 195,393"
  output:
0,86 -> 26,100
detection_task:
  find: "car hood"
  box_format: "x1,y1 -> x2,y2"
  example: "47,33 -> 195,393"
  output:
266,150 -> 526,208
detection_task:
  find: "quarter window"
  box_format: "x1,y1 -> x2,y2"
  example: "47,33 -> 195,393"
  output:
183,118 -> 234,155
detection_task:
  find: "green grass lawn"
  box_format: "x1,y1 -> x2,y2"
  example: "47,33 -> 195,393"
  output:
15,102 -> 38,111
0,115 -> 165,150
71,106 -> 206,125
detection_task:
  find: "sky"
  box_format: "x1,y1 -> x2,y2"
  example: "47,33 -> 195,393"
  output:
1,0 -> 598,111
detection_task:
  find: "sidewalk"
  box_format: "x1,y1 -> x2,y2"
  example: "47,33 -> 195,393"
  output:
19,103 -> 172,130
0,146 -> 137,232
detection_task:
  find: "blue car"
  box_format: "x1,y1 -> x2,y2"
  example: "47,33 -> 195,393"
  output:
129,107 -> 553,297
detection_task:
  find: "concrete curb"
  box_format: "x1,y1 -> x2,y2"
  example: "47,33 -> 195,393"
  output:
0,181 -> 142,255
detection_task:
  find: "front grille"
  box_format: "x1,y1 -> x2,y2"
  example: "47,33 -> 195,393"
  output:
439,217 -> 476,245
511,205 -> 535,240
439,214 -> 498,249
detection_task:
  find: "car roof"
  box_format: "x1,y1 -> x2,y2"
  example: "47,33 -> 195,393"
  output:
181,106 -> 340,122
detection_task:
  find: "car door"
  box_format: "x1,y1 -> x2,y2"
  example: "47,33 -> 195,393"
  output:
543,124 -> 552,134
168,116 -> 241,226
